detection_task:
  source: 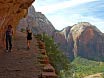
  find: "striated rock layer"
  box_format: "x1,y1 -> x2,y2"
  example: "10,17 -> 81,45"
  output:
55,22 -> 104,61
68,22 -> 104,60
18,6 -> 104,61
0,0 -> 35,46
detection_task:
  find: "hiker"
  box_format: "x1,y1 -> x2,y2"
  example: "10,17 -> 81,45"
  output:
26,28 -> 32,49
5,25 -> 13,52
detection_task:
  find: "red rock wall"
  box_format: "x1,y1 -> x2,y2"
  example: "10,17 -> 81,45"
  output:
0,0 -> 35,47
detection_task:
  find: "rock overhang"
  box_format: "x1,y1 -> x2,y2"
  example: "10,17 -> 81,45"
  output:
0,0 -> 35,46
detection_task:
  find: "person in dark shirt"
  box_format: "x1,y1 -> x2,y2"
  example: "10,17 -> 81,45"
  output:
5,25 -> 13,52
26,29 -> 32,49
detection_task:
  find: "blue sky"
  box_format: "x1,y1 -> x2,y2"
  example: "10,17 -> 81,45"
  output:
33,0 -> 104,32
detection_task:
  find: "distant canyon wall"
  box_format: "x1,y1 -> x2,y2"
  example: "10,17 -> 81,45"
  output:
17,6 -> 55,36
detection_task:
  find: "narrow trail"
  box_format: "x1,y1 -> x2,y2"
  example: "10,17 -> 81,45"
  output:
0,31 -> 41,78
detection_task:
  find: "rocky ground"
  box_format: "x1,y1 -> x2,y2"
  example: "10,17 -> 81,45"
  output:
0,31 -> 41,78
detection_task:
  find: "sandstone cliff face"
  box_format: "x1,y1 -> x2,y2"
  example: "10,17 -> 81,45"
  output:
53,27 -> 73,58
67,22 -> 104,60
0,0 -> 34,46
18,6 -> 55,36
52,22 -> 104,61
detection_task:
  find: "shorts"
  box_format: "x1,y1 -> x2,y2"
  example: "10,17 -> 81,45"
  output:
27,37 -> 32,40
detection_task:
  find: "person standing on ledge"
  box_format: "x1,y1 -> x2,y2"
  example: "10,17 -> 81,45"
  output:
26,27 -> 32,50
5,25 -> 13,52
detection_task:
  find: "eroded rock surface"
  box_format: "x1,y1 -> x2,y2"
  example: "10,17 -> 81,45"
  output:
69,22 -> 104,60
0,0 -> 35,46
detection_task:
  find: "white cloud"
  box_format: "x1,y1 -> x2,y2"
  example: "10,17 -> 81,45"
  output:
47,15 -> 70,30
33,0 -> 98,14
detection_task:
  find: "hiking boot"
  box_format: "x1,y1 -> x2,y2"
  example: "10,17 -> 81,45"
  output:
8,50 -> 12,52
6,50 -> 8,52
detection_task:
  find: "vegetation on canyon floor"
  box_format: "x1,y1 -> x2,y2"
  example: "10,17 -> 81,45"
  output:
36,33 -> 104,78
72,57 -> 104,78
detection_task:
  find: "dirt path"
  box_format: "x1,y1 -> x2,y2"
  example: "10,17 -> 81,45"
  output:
84,73 -> 103,78
0,31 -> 41,78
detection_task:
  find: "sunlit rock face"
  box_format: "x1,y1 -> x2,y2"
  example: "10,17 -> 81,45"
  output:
17,6 -> 55,36
0,0 -> 35,45
67,22 -> 104,61
51,22 -> 104,61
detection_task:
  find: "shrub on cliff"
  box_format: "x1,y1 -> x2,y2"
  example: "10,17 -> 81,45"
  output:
36,34 -> 75,78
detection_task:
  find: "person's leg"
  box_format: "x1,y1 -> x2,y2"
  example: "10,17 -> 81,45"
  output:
27,40 -> 30,49
28,40 -> 31,48
27,40 -> 29,49
9,36 -> 12,51
6,37 -> 8,50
